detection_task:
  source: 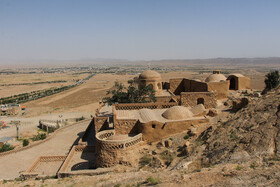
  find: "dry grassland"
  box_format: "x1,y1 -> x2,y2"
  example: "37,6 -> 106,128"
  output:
25,73 -> 136,116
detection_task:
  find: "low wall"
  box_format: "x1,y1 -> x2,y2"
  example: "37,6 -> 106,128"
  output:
22,155 -> 67,179
113,102 -> 178,111
95,130 -> 142,151
0,119 -> 91,157
79,118 -> 95,146
58,145 -> 95,178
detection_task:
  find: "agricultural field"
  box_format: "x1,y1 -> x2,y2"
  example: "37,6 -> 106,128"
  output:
0,73 -> 90,98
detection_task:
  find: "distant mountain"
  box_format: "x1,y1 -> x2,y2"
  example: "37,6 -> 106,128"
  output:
0,57 -> 279,68
141,57 -> 280,66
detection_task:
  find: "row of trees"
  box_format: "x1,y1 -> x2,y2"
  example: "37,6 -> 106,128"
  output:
0,73 -> 96,105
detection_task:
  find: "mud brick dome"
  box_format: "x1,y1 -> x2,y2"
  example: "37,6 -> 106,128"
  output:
205,73 -> 227,83
162,106 -> 193,120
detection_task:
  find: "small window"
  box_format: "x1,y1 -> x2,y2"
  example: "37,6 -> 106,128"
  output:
197,98 -> 204,105
152,124 -> 156,128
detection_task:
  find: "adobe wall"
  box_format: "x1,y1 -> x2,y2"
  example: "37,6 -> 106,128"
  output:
169,78 -> 184,95
180,92 -> 217,109
138,118 -> 209,142
169,78 -> 208,95
183,79 -> 208,92
238,77 -> 251,90
95,130 -> 141,167
95,146 -> 139,167
114,119 -> 138,134
94,117 -> 109,134
207,81 -> 229,99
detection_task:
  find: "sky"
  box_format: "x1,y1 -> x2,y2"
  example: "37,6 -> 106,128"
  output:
0,0 -> 280,63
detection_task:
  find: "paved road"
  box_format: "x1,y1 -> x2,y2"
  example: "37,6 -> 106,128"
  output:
0,120 -> 90,179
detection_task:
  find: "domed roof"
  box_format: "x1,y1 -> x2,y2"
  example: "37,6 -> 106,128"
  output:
228,73 -> 244,78
139,70 -> 161,80
205,74 -> 227,82
162,106 -> 193,120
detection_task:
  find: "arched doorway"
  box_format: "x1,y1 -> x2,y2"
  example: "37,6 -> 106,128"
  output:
197,98 -> 204,105
229,77 -> 237,90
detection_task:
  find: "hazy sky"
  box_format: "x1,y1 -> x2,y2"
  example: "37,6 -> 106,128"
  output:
0,0 -> 280,62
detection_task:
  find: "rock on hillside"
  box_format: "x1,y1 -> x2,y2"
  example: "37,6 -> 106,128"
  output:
201,88 -> 280,166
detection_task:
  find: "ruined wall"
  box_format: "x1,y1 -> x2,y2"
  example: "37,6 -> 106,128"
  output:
138,118 -> 209,142
180,92 -> 217,109
207,81 -> 229,99
238,77 -> 251,90
114,119 -> 138,134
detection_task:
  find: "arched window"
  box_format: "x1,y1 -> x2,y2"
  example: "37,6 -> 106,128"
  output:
148,84 -> 153,89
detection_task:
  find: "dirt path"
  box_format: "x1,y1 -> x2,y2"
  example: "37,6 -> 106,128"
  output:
0,120 -> 90,180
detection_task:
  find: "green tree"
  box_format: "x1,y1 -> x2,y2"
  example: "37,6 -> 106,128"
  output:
0,144 -> 14,153
265,70 -> 280,90
103,81 -> 156,105
22,139 -> 29,147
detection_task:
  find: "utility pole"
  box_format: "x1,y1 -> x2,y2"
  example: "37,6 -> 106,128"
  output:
16,123 -> 19,139
11,120 -> 20,139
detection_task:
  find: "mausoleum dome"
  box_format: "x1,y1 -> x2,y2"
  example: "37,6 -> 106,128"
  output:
139,70 -> 161,80
205,74 -> 227,83
162,106 -> 193,120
